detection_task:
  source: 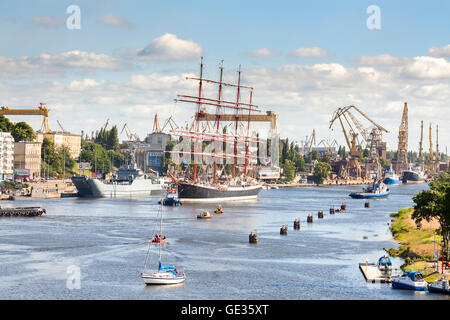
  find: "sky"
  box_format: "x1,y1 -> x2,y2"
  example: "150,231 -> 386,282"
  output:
0,0 -> 449,153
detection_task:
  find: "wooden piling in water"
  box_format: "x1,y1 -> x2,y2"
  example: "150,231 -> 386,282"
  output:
293,218 -> 300,230
318,210 -> 324,219
307,214 -> 313,223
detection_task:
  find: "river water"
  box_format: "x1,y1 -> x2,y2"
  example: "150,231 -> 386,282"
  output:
0,183 -> 447,300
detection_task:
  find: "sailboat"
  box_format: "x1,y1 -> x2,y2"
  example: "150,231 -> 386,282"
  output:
141,200 -> 186,285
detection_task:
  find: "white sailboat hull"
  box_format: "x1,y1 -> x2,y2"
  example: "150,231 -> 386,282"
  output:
141,272 -> 186,285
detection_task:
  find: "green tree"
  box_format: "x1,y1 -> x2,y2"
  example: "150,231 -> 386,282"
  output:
11,121 -> 36,142
283,159 -> 295,181
80,140 -> 112,174
412,172 -> 450,250
0,115 -> 14,132
313,162 -> 331,185
41,138 -> 76,176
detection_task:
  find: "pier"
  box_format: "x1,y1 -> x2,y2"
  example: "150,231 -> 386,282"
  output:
359,263 -> 391,283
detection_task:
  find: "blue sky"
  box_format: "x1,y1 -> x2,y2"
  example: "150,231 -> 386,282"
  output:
0,0 -> 449,152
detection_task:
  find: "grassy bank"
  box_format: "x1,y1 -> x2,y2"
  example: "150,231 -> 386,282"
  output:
388,208 -> 443,282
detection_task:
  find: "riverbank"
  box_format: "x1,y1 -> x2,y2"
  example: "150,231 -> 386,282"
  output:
388,208 -> 448,283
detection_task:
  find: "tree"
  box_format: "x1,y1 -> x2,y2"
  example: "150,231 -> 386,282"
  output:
0,116 -> 14,132
313,162 -> 331,185
283,159 -> 295,181
41,138 -> 76,176
412,172 -> 450,250
11,121 -> 36,142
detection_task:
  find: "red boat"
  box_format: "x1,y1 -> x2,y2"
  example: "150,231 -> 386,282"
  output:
152,234 -> 167,244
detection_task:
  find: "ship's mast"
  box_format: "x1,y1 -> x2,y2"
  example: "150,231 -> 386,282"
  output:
173,58 -> 263,184
213,61 -> 224,184
233,65 -> 242,179
193,57 -> 204,184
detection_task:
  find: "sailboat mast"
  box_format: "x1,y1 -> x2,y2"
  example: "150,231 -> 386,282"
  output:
244,91 -> 252,176
213,61 -> 224,184
158,200 -> 163,265
233,65 -> 242,178
193,57 -> 204,184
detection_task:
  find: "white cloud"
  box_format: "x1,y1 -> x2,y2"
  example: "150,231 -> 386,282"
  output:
0,51 -> 124,78
136,33 -> 203,61
98,13 -> 135,29
397,56 -> 450,79
31,15 -> 65,29
428,44 -> 450,58
290,47 -> 328,58
355,54 -> 403,66
247,48 -> 276,57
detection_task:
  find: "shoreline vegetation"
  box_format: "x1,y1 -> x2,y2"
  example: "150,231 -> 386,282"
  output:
389,208 -> 444,283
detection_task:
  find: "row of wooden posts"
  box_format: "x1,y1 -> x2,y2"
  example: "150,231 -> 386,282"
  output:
249,203 -> 350,243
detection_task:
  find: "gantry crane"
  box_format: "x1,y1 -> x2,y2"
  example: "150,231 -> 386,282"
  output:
318,138 -> 339,154
330,105 -> 388,179
0,102 -> 50,133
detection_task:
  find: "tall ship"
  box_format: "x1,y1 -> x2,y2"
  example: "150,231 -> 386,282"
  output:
71,153 -> 164,198
166,58 -> 271,202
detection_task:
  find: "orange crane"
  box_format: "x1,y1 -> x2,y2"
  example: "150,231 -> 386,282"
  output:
0,102 -> 50,133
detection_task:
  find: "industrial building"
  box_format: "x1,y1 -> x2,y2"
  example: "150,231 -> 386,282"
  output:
0,132 -> 15,180
13,141 -> 42,180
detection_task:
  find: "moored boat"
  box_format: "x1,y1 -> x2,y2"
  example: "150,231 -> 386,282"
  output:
377,256 -> 393,275
349,179 -> 390,199
428,275 -> 450,295
383,171 -> 400,185
391,270 -> 427,291
401,170 -> 425,184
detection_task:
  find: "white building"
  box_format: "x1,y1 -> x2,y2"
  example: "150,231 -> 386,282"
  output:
0,132 -> 15,180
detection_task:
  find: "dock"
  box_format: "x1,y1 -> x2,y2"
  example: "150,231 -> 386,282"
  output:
359,263 -> 391,283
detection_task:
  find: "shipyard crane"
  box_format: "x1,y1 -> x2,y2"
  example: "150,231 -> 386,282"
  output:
57,120 -> 66,133
161,116 -> 179,133
428,123 -> 434,176
435,125 -> 440,173
101,118 -> 110,132
417,120 -> 424,172
0,102 -> 51,133
318,138 -> 339,154
393,103 -> 409,175
153,114 -> 162,133
121,123 -> 140,142
307,129 -> 316,154
330,105 -> 388,179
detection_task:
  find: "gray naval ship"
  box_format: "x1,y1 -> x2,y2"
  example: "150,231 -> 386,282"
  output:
71,160 -> 164,198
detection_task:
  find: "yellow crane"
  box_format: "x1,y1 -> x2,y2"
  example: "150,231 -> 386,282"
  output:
121,123 -> 139,142
0,102 -> 50,133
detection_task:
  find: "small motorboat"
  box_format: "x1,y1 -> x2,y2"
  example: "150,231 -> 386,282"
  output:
349,179 -> 390,199
159,190 -> 182,206
428,275 -> 450,295
197,211 -> 212,219
391,270 -> 428,291
377,256 -> 393,275
151,234 -> 167,244
214,206 -> 224,214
